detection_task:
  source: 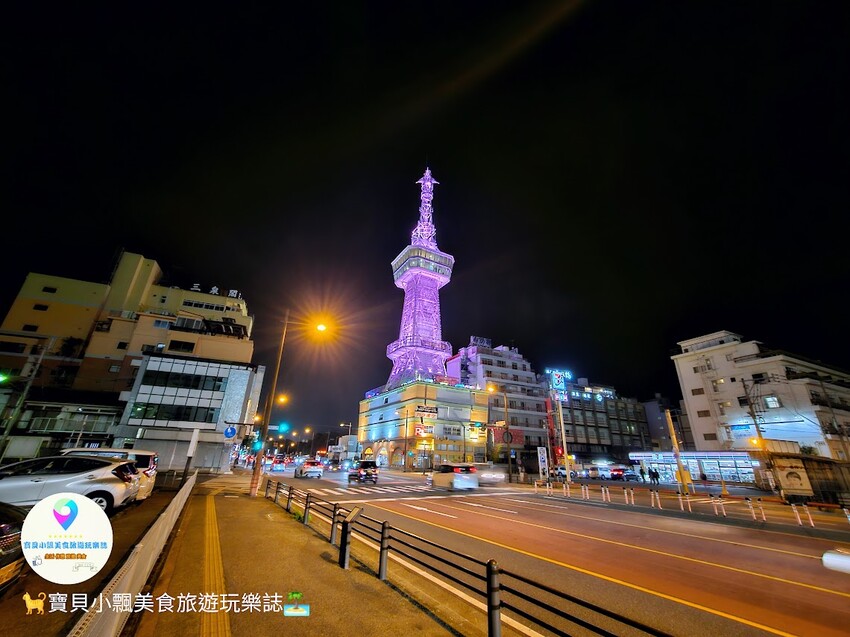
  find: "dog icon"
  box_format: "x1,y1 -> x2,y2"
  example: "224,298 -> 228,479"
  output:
23,592 -> 46,615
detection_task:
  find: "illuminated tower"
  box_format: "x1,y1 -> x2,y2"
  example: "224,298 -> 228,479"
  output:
385,168 -> 455,390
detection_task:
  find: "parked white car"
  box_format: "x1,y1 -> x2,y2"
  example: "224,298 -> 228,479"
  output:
295,460 -> 324,479
61,447 -> 158,500
428,463 -> 479,491
0,455 -> 140,511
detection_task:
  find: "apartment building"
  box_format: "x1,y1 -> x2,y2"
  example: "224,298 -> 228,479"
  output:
672,330 -> 850,460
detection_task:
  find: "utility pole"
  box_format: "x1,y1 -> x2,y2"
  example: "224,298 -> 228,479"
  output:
666,409 -> 693,494
742,378 -> 774,492
817,376 -> 850,461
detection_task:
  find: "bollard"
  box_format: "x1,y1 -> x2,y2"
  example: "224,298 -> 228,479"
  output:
486,560 -> 502,637
303,493 -> 312,525
650,490 -> 657,509
677,491 -> 684,512
745,497 -> 756,521
629,488 -> 635,506
534,481 -> 540,495
582,484 -> 590,500
711,495 -> 719,516
803,504 -> 815,528
843,508 -> 850,526
623,487 -> 629,505
378,521 -> 391,580
717,496 -> 726,517
790,503 -> 802,526
330,503 -> 340,545
655,489 -> 663,510
274,482 -> 282,504
264,479 -> 272,498
286,485 -> 294,512
564,482 -> 571,498
338,507 -> 363,570
684,491 -> 692,513
757,498 -> 766,522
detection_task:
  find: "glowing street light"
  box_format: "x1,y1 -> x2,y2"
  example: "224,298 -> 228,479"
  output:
249,310 -> 334,496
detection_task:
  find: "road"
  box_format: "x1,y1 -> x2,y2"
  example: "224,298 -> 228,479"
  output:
269,467 -> 850,636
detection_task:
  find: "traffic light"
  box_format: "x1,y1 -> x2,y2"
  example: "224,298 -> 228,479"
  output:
556,446 -> 564,457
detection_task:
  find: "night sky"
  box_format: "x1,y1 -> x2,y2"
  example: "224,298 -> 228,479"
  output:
5,2 -> 849,437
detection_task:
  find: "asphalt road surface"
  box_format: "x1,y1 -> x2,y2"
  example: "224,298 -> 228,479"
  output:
269,468 -> 850,636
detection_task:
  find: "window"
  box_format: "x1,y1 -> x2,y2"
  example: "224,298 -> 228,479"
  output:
717,403 -> 726,416
697,410 -> 711,417
167,340 -> 195,353
153,319 -> 171,329
33,304 -> 48,311
691,388 -> 705,396
42,286 -> 57,293
737,396 -> 749,407
764,395 -> 782,409
109,365 -> 121,373
444,425 -> 461,436
22,324 -> 38,332
703,433 -> 718,441
711,378 -> 725,392
117,341 -> 128,350
752,372 -> 767,383
512,363 -> 518,370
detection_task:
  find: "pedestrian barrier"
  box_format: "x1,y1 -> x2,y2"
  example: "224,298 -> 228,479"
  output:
263,479 -> 670,637
67,472 -> 198,637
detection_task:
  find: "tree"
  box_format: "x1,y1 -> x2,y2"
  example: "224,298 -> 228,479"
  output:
287,591 -> 303,609
799,445 -> 818,456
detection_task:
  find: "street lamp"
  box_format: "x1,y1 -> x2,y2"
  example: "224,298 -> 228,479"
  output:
340,422 -> 357,460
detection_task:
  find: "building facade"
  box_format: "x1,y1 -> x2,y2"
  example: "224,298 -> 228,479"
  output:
544,369 -> 651,467
672,330 -> 850,461
0,251 -> 263,469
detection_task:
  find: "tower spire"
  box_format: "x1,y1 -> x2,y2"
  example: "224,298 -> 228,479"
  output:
385,168 -> 455,391
411,167 -> 439,249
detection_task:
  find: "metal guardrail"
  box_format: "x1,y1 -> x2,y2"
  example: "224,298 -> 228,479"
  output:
264,479 -> 670,637
66,471 -> 198,637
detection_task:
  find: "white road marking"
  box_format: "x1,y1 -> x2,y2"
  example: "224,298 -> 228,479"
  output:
458,501 -> 517,514
402,503 -> 457,518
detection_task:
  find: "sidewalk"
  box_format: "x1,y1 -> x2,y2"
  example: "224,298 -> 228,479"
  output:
132,469 -> 457,637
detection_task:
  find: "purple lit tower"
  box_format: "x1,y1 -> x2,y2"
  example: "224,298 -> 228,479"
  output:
385,168 -> 455,390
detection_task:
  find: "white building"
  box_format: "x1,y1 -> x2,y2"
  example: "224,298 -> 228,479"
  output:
672,331 -> 850,460
447,337 -> 550,461
114,354 -> 264,472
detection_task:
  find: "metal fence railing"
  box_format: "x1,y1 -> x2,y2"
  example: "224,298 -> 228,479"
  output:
264,478 -> 670,637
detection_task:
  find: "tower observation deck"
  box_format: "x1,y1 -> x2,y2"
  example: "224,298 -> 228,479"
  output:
385,168 -> 455,390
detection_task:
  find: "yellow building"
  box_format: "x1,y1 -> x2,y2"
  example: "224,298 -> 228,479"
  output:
0,251 -> 261,470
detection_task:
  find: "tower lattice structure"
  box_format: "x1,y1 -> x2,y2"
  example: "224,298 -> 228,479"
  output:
385,168 -> 455,390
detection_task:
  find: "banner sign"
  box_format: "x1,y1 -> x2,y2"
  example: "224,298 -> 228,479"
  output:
415,406 -> 438,419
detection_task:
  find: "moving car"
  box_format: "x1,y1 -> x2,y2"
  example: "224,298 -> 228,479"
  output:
348,460 -> 379,484
0,501 -> 26,598
622,470 -> 639,482
429,463 -> 479,491
0,456 -> 140,511
473,463 -> 507,486
295,460 -> 324,479
61,447 -> 158,500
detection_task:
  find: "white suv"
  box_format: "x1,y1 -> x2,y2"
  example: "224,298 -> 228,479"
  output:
61,448 -> 158,500
0,456 -> 140,511
295,460 -> 324,479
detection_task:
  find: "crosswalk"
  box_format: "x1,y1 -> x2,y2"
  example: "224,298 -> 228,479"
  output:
303,484 -> 433,496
